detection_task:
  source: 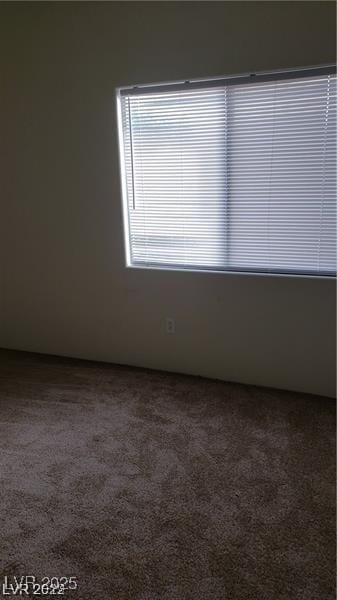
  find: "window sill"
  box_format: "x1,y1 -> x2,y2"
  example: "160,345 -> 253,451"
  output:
125,263 -> 336,280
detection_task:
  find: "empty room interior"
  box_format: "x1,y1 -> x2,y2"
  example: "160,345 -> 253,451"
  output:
0,1 -> 336,599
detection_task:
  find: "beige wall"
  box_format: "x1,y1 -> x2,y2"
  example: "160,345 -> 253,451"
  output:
1,1 -> 336,396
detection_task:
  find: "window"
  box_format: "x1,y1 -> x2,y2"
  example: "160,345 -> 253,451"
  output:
117,66 -> 336,277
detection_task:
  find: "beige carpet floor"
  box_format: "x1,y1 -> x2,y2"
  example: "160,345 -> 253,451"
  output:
0,349 -> 335,599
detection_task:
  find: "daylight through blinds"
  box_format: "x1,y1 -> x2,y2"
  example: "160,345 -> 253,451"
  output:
118,69 -> 336,276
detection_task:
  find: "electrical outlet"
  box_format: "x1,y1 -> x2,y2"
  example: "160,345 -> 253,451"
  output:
166,317 -> 175,334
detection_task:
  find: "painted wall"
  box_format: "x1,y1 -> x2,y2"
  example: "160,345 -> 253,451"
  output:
0,24 -> 8,347
1,2 -> 336,396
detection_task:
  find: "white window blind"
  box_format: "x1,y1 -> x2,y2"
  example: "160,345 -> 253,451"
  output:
117,68 -> 336,277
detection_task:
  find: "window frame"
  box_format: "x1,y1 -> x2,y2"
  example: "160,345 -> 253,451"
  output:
116,64 -> 337,280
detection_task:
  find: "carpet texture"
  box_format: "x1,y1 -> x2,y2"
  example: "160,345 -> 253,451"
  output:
0,349 -> 335,599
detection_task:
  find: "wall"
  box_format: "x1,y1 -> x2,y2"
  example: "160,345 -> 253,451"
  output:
0,1 -> 336,397
0,22 -> 8,347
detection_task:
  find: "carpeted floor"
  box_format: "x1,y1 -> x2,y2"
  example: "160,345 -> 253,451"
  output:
0,349 -> 335,599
